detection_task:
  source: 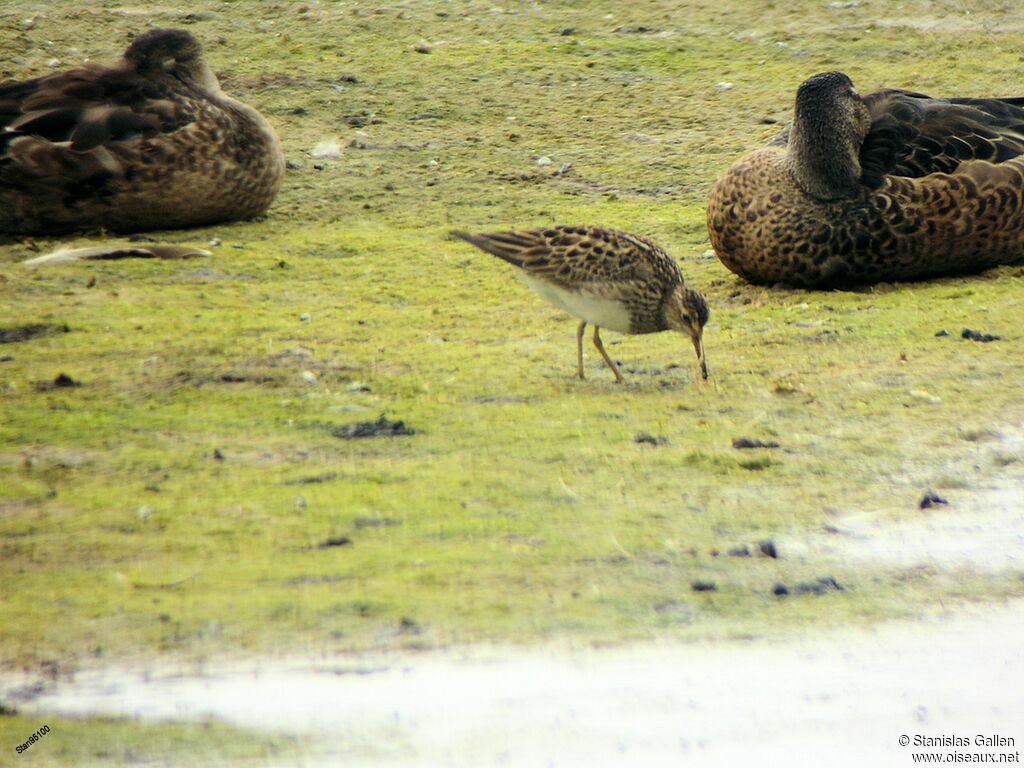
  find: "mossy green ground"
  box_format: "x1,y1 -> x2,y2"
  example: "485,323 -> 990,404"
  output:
0,711 -> 301,767
1,0 -> 1024,757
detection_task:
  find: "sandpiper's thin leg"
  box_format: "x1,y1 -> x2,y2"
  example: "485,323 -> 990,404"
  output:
576,321 -> 587,379
592,326 -> 624,384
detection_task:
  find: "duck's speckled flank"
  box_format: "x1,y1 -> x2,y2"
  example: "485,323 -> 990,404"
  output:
0,28 -> 285,234
708,72 -> 1024,287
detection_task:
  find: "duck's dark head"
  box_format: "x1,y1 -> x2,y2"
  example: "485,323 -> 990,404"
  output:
124,28 -> 221,93
786,71 -> 872,201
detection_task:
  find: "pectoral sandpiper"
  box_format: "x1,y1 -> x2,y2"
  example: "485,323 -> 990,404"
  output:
451,225 -> 709,383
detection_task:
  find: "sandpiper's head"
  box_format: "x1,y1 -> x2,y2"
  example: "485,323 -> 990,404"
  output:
788,71 -> 872,200
665,285 -> 710,380
124,28 -> 220,93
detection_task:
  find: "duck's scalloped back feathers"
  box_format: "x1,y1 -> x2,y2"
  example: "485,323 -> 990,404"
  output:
0,29 -> 283,234
859,91 -> 1024,186
707,72 -> 1024,287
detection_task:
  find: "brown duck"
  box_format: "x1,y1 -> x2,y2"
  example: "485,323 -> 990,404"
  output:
0,28 -> 285,234
707,71 -> 1024,287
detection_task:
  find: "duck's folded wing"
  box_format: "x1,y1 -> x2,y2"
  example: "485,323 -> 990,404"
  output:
1,66 -> 196,156
859,89 -> 1024,185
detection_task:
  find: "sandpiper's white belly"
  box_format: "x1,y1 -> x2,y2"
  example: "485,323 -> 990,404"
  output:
517,271 -> 633,334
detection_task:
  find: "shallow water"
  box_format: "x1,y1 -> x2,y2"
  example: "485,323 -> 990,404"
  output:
790,484 -> 1024,572
5,600 -> 1023,767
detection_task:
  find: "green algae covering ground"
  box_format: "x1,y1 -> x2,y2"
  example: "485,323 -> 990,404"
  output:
0,710 -> 302,767
2,0 -> 1024,682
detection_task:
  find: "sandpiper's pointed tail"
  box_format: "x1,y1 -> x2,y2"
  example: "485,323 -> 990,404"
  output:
450,229 -> 534,267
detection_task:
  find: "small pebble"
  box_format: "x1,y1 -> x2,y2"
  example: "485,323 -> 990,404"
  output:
961,328 -> 1000,343
634,432 -> 667,446
317,536 -> 352,548
331,416 -> 415,438
919,490 -> 949,509
414,40 -> 432,54
909,389 -> 942,405
793,576 -> 844,595
310,140 -> 343,159
716,82 -> 734,90
691,580 -> 717,592
758,540 -> 778,559
301,370 -> 318,383
399,617 -> 423,634
535,156 -> 554,166
732,437 -> 780,449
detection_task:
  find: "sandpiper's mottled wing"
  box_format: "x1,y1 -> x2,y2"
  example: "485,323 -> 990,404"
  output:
450,225 -> 682,290
858,90 -> 1024,186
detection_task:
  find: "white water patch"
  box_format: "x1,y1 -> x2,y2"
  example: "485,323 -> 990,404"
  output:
4,603 -> 1023,767
787,483 -> 1024,572
788,427 -> 1024,572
